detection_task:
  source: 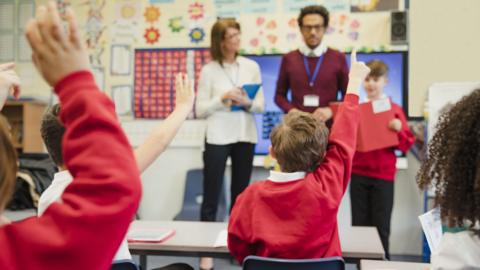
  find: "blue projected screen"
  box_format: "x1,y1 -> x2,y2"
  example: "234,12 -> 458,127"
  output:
247,52 -> 407,155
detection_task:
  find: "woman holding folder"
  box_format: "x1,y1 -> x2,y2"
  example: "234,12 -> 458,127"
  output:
195,18 -> 264,270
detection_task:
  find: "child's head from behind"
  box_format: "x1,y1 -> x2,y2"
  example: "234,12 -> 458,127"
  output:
270,110 -> 329,173
364,60 -> 388,100
0,115 -> 17,213
40,104 -> 65,168
417,89 -> 480,231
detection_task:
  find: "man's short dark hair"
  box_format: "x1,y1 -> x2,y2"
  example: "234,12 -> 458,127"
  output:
40,104 -> 65,166
297,5 -> 330,27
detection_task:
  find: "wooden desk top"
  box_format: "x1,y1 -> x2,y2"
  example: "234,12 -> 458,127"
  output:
128,221 -> 385,260
361,259 -> 430,270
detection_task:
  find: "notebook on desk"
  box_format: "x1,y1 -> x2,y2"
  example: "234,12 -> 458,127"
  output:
127,228 -> 175,243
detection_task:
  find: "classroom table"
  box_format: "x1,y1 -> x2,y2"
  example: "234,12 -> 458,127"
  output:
128,221 -> 385,269
361,259 -> 430,270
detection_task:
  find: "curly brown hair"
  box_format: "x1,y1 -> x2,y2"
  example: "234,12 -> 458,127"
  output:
417,89 -> 480,234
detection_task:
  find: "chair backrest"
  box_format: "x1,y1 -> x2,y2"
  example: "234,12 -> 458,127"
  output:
111,259 -> 140,270
242,256 -> 345,270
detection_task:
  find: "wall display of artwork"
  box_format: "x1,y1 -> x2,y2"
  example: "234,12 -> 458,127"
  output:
58,0 -> 398,120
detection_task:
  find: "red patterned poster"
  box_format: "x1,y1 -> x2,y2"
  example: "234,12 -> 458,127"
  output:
134,48 -> 210,119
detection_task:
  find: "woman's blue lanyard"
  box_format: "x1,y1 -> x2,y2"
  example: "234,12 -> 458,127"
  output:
303,54 -> 324,88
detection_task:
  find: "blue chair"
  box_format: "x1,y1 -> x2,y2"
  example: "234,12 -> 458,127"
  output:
242,256 -> 345,270
111,259 -> 139,270
174,169 -> 227,221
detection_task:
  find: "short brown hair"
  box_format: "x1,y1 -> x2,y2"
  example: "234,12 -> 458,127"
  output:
270,110 -> 329,172
366,60 -> 388,78
417,89 -> 480,234
298,5 -> 330,27
40,104 -> 65,166
210,19 -> 240,65
0,115 -> 17,212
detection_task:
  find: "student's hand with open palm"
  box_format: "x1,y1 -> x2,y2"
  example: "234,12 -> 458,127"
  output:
25,1 -> 90,87
346,49 -> 371,95
174,73 -> 195,114
0,63 -> 21,110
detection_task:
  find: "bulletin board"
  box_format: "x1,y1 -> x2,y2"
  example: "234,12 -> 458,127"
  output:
133,48 -> 210,118
27,0 -> 401,117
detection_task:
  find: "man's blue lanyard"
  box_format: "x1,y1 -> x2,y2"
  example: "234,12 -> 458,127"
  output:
303,54 -> 324,87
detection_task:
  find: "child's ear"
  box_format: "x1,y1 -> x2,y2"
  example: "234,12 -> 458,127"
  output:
268,145 -> 276,159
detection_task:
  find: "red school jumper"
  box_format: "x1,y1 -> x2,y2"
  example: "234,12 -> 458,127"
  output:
0,71 -> 141,270
228,94 -> 360,263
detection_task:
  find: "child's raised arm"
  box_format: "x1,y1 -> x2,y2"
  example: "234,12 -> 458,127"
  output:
313,49 -> 370,199
0,2 -> 141,269
0,63 -> 21,110
134,73 -> 195,172
345,49 -> 370,96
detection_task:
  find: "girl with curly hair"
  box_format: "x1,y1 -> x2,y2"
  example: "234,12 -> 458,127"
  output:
417,89 -> 480,268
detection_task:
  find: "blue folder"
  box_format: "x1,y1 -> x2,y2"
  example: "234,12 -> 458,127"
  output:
231,84 -> 261,111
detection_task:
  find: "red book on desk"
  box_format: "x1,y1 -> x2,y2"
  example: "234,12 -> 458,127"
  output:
127,228 -> 175,243
330,99 -> 399,152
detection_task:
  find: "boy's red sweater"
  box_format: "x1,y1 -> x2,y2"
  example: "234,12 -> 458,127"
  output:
0,71 -> 141,270
228,94 -> 360,264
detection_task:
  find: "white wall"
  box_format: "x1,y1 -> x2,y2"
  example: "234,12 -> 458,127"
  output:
409,0 -> 480,117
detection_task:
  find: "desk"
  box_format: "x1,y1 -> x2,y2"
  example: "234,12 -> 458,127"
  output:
128,221 -> 385,269
361,259 -> 430,270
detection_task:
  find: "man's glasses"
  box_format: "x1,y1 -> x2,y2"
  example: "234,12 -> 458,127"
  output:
300,24 -> 325,32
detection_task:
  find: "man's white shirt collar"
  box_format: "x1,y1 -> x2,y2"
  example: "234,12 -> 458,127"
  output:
299,42 -> 327,57
267,170 -> 306,183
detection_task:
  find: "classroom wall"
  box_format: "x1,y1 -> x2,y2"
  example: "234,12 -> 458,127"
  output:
409,0 -> 480,117
26,0 -> 396,101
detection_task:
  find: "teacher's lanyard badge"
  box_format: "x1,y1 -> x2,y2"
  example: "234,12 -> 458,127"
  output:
303,55 -> 324,88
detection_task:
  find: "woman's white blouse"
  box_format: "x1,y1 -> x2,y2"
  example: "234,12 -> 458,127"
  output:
195,56 -> 264,145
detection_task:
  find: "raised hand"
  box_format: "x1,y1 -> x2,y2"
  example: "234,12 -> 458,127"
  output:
346,49 -> 371,95
349,49 -> 371,81
25,1 -> 90,86
174,73 -> 195,113
0,63 -> 21,110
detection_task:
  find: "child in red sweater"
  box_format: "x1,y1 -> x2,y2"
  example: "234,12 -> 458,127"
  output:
0,2 -> 141,269
227,51 -> 371,264
350,60 -> 415,260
